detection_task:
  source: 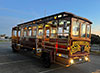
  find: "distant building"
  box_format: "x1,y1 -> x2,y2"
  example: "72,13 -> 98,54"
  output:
0,34 -> 6,39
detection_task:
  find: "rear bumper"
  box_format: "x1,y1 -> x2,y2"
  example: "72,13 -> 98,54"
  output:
68,56 -> 90,66
55,53 -> 90,67
74,58 -> 89,64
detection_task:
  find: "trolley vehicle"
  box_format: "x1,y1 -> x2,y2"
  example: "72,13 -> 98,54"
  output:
11,12 -> 92,68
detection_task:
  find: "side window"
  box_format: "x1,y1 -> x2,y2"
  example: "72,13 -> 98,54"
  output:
81,23 -> 86,37
20,28 -> 23,37
14,30 -> 17,36
24,31 -> 27,37
33,26 -> 37,37
47,20 -> 57,38
38,25 -> 43,38
59,20 -> 65,25
58,27 -> 63,38
29,30 -> 32,36
18,31 -> 21,37
64,21 -> 70,38
51,28 -> 56,38
58,19 -> 70,38
28,27 -> 32,36
38,29 -> 43,36
87,25 -> 90,38
46,29 -> 50,38
72,21 -> 80,37
64,26 -> 69,38
24,27 -> 27,37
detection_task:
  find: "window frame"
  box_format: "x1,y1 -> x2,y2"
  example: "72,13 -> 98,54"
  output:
23,30 -> 27,37
50,27 -> 57,38
57,19 -> 70,39
71,18 -> 91,40
86,24 -> 91,38
80,23 -> 86,38
28,26 -> 32,37
38,24 -> 43,38
32,26 -> 37,37
72,19 -> 80,37
13,30 -> 17,37
18,30 -> 21,37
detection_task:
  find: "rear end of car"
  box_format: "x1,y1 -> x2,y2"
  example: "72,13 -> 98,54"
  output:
68,17 -> 92,66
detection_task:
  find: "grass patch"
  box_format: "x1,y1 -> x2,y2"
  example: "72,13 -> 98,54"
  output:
0,40 -> 10,42
91,51 -> 100,55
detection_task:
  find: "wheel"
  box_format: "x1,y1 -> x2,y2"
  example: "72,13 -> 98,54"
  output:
12,44 -> 20,52
41,53 -> 51,68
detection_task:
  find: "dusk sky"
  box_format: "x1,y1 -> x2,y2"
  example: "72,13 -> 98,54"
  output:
0,0 -> 100,36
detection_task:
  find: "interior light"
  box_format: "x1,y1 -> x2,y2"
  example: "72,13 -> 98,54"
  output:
45,25 -> 50,27
54,16 -> 57,19
29,27 -> 32,30
24,27 -> 27,30
38,25 -> 43,28
33,22 -> 35,24
58,15 -> 62,18
33,48 -> 35,50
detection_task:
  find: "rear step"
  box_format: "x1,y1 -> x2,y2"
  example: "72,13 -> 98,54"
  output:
54,61 -> 70,67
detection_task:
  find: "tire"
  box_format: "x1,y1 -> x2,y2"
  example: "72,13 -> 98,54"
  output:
12,44 -> 20,53
42,53 -> 51,68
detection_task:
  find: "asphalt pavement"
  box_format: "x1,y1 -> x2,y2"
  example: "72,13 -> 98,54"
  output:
0,42 -> 100,73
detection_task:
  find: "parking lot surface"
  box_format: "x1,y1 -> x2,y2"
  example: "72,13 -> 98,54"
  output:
0,42 -> 100,73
